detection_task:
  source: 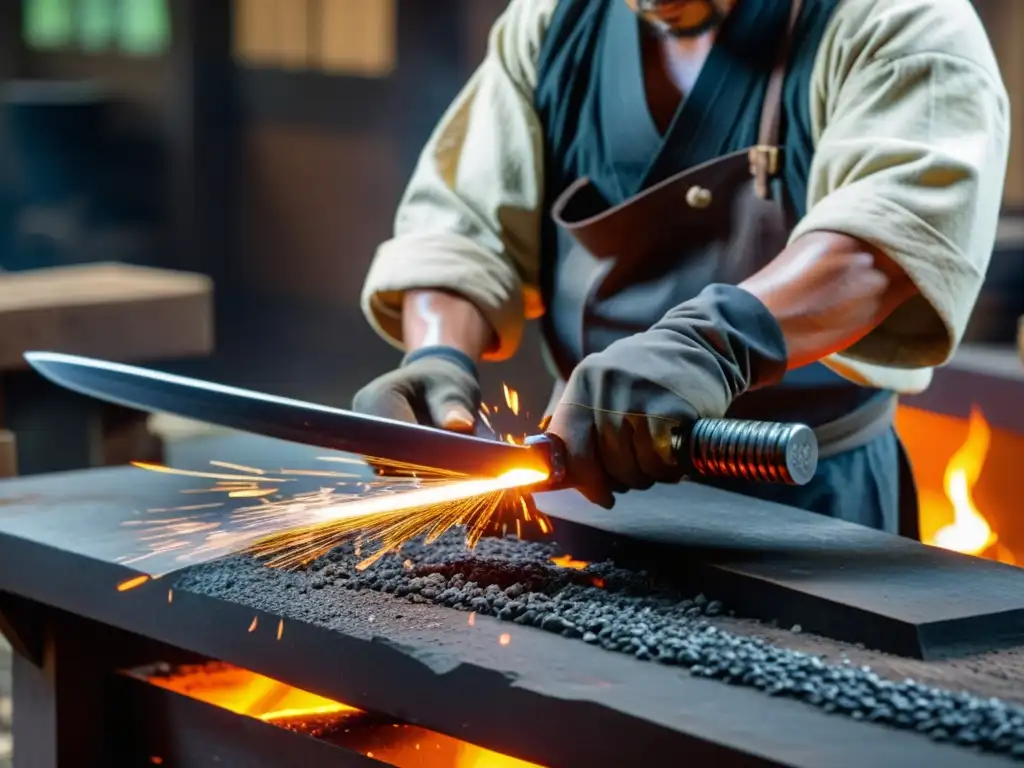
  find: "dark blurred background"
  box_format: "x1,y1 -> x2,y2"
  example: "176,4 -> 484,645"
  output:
0,0 -> 556,426
0,0 -> 1020,447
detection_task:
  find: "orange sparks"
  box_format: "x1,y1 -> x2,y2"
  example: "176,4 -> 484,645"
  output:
248,617 -> 259,633
229,489 -> 278,499
303,469 -> 546,527
244,467 -> 548,571
117,575 -> 150,592
502,384 -> 521,416
150,758 -> 164,765
519,497 -> 531,522
125,388 -> 550,573
468,612 -> 476,626
210,460 -> 265,475
131,462 -> 287,484
279,469 -> 353,478
277,619 -> 285,641
145,662 -> 542,766
499,633 -> 511,646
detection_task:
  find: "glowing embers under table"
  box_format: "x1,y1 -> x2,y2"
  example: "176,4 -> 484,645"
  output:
125,661 -> 541,767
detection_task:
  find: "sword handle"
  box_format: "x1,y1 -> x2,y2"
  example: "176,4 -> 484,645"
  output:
526,418 -> 818,489
678,418 -> 817,486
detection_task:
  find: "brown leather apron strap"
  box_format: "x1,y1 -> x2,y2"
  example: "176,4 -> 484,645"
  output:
750,0 -> 804,198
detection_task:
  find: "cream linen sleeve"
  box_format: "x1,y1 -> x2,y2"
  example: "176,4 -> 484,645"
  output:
360,0 -> 557,361
793,0 -> 1011,391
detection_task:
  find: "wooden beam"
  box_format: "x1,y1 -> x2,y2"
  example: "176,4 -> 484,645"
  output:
0,262 -> 213,368
318,0 -> 396,76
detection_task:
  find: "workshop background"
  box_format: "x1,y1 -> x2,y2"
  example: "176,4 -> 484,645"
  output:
0,1 -> 1022,765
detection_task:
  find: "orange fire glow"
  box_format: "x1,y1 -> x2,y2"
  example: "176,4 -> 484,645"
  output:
929,406 -> 996,556
143,663 -> 542,767
550,555 -> 588,570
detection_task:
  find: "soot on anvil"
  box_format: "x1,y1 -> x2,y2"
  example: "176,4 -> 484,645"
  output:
178,534 -> 1024,760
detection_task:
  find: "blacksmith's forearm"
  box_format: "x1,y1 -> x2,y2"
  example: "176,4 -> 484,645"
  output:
739,231 -> 918,370
402,289 -> 497,361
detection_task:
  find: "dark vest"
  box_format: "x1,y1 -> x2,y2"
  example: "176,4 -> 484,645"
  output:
532,0 -> 884,428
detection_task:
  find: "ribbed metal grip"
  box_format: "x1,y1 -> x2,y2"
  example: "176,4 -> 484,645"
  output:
674,418 -> 818,486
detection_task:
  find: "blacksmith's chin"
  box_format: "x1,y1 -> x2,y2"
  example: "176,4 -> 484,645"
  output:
626,0 -> 734,38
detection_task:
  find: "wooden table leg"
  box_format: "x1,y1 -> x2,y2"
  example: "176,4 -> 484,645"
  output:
10,613 -> 113,768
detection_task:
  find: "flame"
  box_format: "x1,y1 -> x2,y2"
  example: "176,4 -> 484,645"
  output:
550,555 -> 588,570
144,663 -> 542,767
931,406 -> 996,555
550,554 -> 604,588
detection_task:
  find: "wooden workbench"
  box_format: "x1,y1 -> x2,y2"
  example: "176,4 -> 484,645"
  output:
0,262 -> 213,476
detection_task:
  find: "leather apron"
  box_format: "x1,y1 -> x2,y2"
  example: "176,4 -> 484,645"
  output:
538,0 -> 919,535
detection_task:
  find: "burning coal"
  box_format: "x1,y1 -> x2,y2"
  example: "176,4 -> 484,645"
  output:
141,662 -> 540,766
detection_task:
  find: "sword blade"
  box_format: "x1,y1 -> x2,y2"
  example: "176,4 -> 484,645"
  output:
24,351 -> 545,478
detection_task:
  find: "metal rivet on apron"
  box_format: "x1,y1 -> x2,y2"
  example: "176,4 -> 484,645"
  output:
685,185 -> 713,209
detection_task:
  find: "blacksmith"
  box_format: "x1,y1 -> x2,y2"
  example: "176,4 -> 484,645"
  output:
352,0 -> 1010,533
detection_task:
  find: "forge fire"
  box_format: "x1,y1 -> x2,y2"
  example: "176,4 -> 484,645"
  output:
140,662 -> 539,767
177,533 -> 1024,760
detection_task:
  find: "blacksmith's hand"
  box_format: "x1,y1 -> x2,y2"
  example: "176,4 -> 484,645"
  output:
352,346 -> 480,432
547,285 -> 788,508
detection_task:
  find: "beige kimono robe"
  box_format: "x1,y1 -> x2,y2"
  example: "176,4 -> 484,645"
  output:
361,0 -> 1010,394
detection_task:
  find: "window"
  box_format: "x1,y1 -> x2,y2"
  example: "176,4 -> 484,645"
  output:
22,0 -> 171,56
233,0 -> 396,77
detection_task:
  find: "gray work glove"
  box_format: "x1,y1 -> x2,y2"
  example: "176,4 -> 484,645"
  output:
547,284 -> 788,508
352,346 -> 480,432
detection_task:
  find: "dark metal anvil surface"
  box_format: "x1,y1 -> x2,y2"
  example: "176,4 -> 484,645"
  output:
1,434 -> 1023,767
